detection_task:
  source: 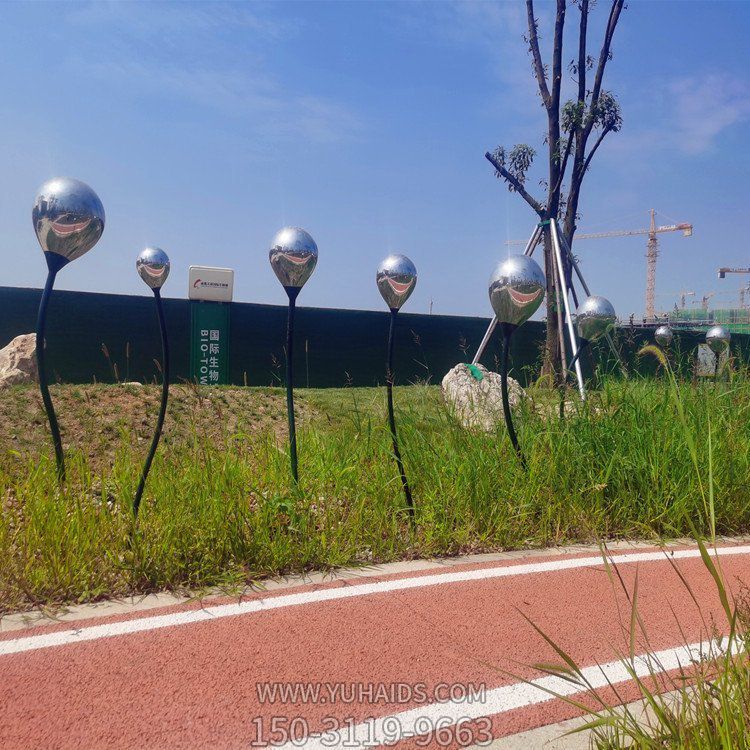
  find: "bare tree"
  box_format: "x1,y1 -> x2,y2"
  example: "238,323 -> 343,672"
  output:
486,0 -> 625,381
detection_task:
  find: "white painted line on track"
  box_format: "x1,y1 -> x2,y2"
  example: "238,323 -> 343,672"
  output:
1,545 -> 748,657
276,638 -> 737,749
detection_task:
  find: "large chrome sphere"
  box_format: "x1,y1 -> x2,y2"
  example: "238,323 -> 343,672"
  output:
32,177 -> 105,263
376,254 -> 417,310
269,227 -> 318,289
706,325 -> 731,354
654,325 -> 674,347
136,247 -> 170,289
488,254 -> 545,327
575,295 -> 616,342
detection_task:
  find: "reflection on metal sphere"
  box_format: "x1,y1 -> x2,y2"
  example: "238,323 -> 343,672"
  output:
269,227 -> 318,289
376,254 -> 417,310
32,177 -> 105,263
575,295 -> 616,342
488,254 -> 545,327
706,325 -> 731,354
654,325 -> 674,347
136,247 -> 170,289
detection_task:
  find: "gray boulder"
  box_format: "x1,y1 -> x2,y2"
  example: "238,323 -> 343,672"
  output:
441,362 -> 526,432
0,334 -> 38,388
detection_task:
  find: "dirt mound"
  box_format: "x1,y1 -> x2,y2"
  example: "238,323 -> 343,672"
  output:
1,384 -> 309,470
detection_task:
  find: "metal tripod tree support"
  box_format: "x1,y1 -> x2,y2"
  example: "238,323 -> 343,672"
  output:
472,218 -> 626,399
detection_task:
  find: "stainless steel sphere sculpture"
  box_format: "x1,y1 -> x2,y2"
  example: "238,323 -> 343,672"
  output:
133,248 -> 172,518
575,295 -> 617,343
33,177 -> 105,266
269,226 -> 318,290
488,255 -> 546,469
269,227 -> 318,483
377,254 -> 417,517
136,247 -> 170,289
567,295 -> 616,377
376,254 -> 417,311
654,324 -> 674,348
32,178 -> 105,480
706,325 -> 731,354
488,254 -> 546,329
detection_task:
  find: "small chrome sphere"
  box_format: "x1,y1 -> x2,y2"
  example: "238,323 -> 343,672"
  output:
654,325 -> 674,347
488,254 -> 545,327
32,177 -> 105,263
575,295 -> 616,342
269,227 -> 318,289
706,325 -> 731,354
136,247 -> 170,289
376,254 -> 417,310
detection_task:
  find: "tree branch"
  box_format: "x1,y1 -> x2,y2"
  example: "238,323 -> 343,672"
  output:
484,151 -> 544,215
551,130 -> 574,197
577,0 -> 588,104
581,125 -> 612,175
526,0 -> 551,108
585,0 -> 624,138
550,0 -> 565,113
546,0 -> 566,212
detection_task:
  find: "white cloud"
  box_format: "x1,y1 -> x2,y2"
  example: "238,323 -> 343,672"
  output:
68,1 -> 294,41
599,71 -> 750,166
393,0 -> 540,119
63,2 -> 360,146
83,57 -> 362,145
668,73 -> 750,154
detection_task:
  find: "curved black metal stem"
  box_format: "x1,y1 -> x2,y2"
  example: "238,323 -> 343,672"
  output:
567,339 -> 589,376
285,287 -> 300,483
133,289 -> 170,518
386,309 -> 414,517
36,265 -> 65,480
500,324 -> 526,470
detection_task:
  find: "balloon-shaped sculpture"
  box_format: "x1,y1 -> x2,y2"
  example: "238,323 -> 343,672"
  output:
575,295 -> 617,343
488,255 -> 545,468
706,325 -> 731,354
654,324 -> 674,348
32,177 -> 105,480
269,227 -> 318,482
706,325 -> 731,380
568,295 -> 617,373
377,254 -> 417,517
133,247 -> 171,518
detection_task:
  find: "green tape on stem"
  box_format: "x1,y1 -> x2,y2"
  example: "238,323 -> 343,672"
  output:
466,363 -> 484,381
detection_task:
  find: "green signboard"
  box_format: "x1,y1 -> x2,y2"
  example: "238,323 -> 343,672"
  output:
190,301 -> 230,384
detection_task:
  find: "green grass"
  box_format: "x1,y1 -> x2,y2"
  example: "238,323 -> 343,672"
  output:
2,376 -> 750,613
520,536 -> 750,749
505,356 -> 750,747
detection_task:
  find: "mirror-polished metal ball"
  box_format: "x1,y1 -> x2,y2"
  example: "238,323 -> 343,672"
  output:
654,325 -> 674,347
32,177 -> 105,263
575,295 -> 616,342
488,254 -> 545,327
706,325 -> 731,354
376,254 -> 417,310
136,247 -> 170,289
269,227 -> 318,289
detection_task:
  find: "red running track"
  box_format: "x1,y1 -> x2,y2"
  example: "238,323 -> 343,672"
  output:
1,543 -> 748,749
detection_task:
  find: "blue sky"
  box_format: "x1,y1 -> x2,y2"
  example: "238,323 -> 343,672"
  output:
1,0 -> 749,319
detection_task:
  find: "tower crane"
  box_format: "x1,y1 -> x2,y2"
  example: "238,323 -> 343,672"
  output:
659,289 -> 695,309
690,292 -> 715,311
717,267 -> 750,279
679,289 -> 695,309
506,209 -> 693,319
717,267 -> 750,309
